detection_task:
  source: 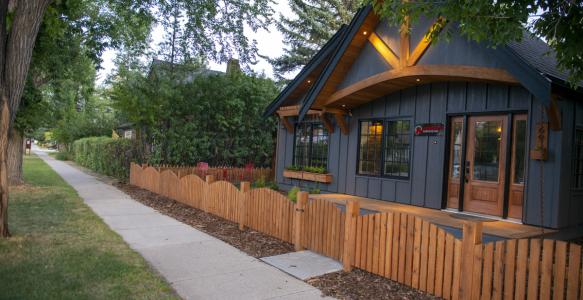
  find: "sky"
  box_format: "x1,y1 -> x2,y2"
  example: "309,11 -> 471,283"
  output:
97,0 -> 293,84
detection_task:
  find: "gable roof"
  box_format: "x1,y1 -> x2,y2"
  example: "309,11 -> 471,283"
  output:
262,25 -> 347,117
267,6 -> 581,119
508,32 -> 582,88
298,5 -> 374,120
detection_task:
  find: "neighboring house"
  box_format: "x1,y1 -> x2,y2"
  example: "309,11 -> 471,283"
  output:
264,6 -> 583,229
115,123 -> 135,139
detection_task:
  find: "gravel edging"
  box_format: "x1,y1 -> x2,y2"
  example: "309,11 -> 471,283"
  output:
116,183 -> 439,300
115,183 -> 295,258
308,269 -> 439,300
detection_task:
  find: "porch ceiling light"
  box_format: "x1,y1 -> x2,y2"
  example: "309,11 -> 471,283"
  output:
363,31 -> 368,35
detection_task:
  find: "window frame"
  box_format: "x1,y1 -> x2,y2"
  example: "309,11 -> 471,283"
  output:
292,120 -> 329,170
356,117 -> 413,180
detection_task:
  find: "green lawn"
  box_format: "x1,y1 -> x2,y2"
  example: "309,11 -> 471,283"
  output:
0,155 -> 177,299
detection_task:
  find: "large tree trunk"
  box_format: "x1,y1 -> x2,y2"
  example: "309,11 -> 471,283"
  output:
0,0 -> 52,237
7,127 -> 23,185
0,99 -> 9,237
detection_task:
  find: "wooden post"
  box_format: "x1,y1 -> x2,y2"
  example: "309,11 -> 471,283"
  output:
239,181 -> 250,231
203,175 -> 215,212
342,199 -> 360,272
294,191 -> 308,251
459,221 -> 483,300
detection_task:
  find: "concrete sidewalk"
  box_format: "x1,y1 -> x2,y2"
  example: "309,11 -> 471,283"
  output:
34,149 -> 330,300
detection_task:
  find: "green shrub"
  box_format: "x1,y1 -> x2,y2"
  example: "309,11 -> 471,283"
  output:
287,186 -> 300,203
252,176 -> 279,191
54,151 -> 72,161
285,165 -> 302,171
308,187 -> 321,194
71,137 -> 142,180
302,166 -> 327,174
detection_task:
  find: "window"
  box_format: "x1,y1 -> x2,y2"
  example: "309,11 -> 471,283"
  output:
384,120 -> 411,177
293,122 -> 329,169
512,118 -> 527,184
358,120 -> 383,175
573,129 -> 583,188
357,119 -> 411,178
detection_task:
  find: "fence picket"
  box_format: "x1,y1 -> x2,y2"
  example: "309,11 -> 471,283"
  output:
554,241 -> 567,300
567,244 -> 581,300
130,166 -> 583,300
540,240 -> 555,300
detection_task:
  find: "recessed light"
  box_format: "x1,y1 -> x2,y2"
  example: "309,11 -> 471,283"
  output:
363,31 -> 368,35
307,80 -> 311,83
341,104 -> 346,108
416,78 -> 421,82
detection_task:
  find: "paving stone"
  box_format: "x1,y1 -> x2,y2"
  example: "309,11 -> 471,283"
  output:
261,250 -> 342,280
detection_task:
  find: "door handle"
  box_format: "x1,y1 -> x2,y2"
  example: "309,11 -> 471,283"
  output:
464,161 -> 470,183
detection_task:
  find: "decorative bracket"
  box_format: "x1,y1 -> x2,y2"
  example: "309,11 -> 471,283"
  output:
280,116 -> 294,133
319,112 -> 335,134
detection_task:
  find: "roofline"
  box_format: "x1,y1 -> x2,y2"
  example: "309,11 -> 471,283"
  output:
496,45 -> 552,105
298,5 -> 373,121
262,25 -> 348,117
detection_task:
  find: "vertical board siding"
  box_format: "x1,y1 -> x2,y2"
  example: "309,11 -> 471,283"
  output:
276,82 -> 538,221
130,164 -> 583,300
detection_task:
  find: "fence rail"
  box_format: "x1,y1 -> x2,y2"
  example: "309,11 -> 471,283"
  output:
130,163 -> 583,300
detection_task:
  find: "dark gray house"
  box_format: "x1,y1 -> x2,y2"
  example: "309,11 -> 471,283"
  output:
264,6 -> 583,229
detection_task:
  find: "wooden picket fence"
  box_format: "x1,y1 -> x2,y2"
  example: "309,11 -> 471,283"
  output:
129,163 -> 583,300
141,163 -> 272,183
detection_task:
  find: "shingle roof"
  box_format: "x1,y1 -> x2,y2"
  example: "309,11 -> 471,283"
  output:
508,32 -> 582,88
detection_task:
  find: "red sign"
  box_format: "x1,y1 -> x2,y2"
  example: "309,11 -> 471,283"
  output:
415,123 -> 444,136
197,162 -> 209,171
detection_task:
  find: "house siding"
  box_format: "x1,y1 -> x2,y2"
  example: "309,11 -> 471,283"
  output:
275,82 -> 576,228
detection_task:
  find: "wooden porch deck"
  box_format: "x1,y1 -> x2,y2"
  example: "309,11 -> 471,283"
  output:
309,193 -> 555,239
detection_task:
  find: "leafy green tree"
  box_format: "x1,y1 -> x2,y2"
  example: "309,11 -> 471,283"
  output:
365,0 -> 583,84
151,72 -> 278,166
110,63 -> 278,167
268,0 -> 358,78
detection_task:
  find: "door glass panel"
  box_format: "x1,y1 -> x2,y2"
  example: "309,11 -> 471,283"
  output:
513,119 -> 527,184
451,121 -> 463,179
473,120 -> 502,182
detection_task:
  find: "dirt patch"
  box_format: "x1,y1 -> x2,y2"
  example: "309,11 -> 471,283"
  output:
307,269 -> 438,300
115,183 -> 294,258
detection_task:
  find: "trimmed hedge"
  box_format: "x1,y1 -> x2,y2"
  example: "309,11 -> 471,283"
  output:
72,137 -> 141,180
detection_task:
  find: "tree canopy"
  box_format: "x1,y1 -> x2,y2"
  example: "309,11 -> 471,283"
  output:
365,0 -> 583,85
268,0 -> 357,78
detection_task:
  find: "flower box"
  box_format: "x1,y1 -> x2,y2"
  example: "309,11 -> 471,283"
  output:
302,172 -> 333,183
283,170 -> 333,183
283,169 -> 303,180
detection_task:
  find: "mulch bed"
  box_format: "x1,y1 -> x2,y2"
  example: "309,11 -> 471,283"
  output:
307,269 -> 438,300
115,183 -> 295,258
115,182 -> 439,300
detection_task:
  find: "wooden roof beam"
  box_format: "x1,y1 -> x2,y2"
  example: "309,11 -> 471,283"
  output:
277,105 -> 322,117
408,17 -> 447,67
368,32 -> 400,69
